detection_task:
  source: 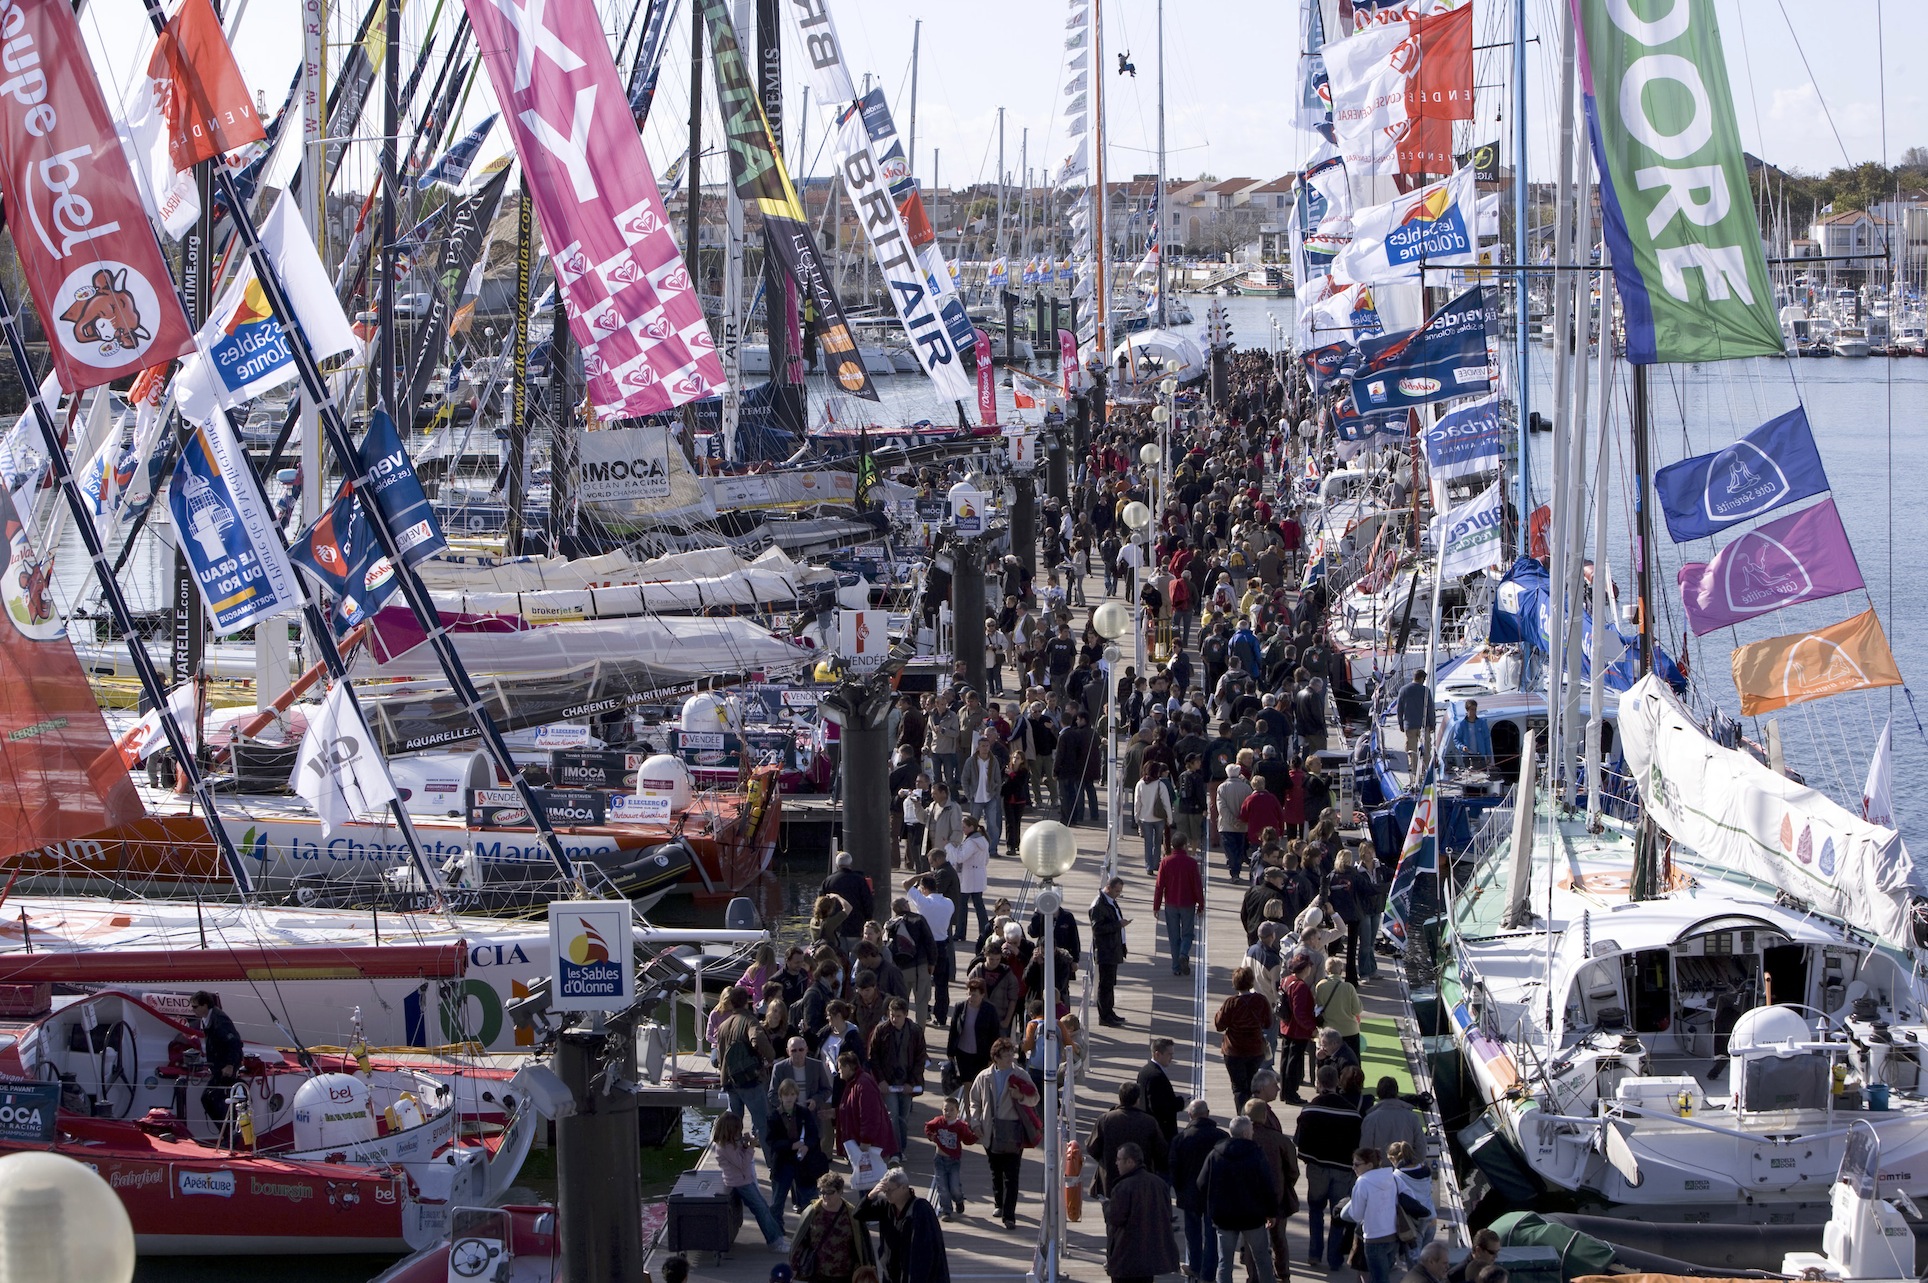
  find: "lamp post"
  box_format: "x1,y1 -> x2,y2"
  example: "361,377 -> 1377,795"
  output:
1019,820 -> 1078,1283
1119,499 -> 1151,672
1091,602 -> 1130,877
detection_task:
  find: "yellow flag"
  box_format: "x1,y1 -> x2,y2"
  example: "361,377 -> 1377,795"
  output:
1731,608 -> 1902,716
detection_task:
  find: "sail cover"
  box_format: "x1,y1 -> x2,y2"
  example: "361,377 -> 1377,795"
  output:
1618,674 -> 1922,943
0,486 -> 144,856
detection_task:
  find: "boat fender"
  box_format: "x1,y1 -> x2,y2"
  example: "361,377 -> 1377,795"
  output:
1064,1140 -> 1084,1222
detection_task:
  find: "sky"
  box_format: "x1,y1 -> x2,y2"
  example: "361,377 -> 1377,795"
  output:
72,0 -> 1928,209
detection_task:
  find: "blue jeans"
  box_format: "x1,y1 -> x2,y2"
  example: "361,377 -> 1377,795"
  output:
1221,830 -> 1248,878
968,798 -> 1002,854
934,1153 -> 965,1214
1184,1209 -> 1218,1280
1306,1163 -> 1356,1268
885,1087 -> 913,1153
933,752 -> 959,792
727,1083 -> 768,1141
770,1160 -> 809,1214
1164,906 -> 1197,970
962,891 -> 989,942
1365,1237 -> 1400,1283
1140,821 -> 1165,874
1217,1225 -> 1275,1283
733,1180 -> 785,1244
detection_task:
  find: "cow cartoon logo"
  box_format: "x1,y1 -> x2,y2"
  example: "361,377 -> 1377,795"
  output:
57,265 -> 161,366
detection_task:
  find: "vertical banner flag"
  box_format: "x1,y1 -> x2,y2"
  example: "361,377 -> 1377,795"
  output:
1060,329 -> 1078,392
288,485 -> 385,630
1323,5 -> 1473,177
1653,406 -> 1829,542
1351,285 -> 1492,412
403,166 -> 513,416
416,114 -> 498,190
1731,609 -> 1903,716
1331,166 -> 1478,284
976,330 -> 996,423
292,683 -> 398,836
854,89 -> 976,356
1295,0 -> 1334,137
626,0 -> 679,126
1429,477 -> 1504,577
695,0 -> 877,400
358,410 -> 447,569
168,411 -> 303,634
1575,0 -> 1785,363
0,0 -> 195,391
1676,498 -> 1864,635
1381,784 -> 1437,944
1421,394 -> 1502,479
1863,720 -> 1895,829
0,479 -> 144,852
462,0 -> 722,417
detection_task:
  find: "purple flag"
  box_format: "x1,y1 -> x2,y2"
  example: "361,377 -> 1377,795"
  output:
1677,499 -> 1864,636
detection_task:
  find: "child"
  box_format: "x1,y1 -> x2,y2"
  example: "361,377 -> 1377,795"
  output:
712,1112 -> 791,1252
923,1095 -> 977,1221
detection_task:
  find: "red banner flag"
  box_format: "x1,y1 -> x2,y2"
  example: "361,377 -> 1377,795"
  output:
154,0 -> 265,169
976,329 -> 995,424
0,0 -> 194,390
1731,608 -> 1904,717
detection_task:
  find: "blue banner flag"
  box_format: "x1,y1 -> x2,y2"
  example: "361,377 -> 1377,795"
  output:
1488,557 -> 1688,694
358,410 -> 447,569
1653,405 -> 1829,543
167,411 -> 302,635
1422,394 -> 1502,480
1349,285 -> 1491,413
288,485 -> 392,632
417,114 -> 497,190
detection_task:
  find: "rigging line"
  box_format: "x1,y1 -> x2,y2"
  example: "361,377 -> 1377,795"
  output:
1771,0 -> 1854,170
1877,0 -> 1894,706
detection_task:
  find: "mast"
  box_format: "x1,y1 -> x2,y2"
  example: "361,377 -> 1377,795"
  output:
1155,0 -> 1165,329
1511,0 -> 1531,552
686,12 -> 703,282
907,18 -> 920,181
722,0 -> 748,461
1585,252 -> 1615,825
506,182 -> 532,553
1092,0 -> 1109,360
1543,4 -> 1577,801
379,0 -> 400,416
996,107 -> 1007,267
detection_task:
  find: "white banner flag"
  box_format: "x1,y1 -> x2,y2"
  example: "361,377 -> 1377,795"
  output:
1332,167 -> 1480,285
292,683 -> 398,836
1863,719 -> 1895,829
1429,478 -> 1504,578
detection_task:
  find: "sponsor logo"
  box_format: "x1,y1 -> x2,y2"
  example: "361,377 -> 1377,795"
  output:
1721,532 -> 1814,613
558,916 -> 623,1000
251,1176 -> 316,1203
1702,442 -> 1789,522
1396,377 -> 1440,396
1385,184 -> 1470,266
1779,633 -> 1871,701
109,1165 -> 165,1191
180,1169 -> 236,1198
56,264 -> 164,368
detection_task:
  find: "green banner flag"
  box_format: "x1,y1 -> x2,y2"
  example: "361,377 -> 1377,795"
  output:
1576,0 -> 1786,364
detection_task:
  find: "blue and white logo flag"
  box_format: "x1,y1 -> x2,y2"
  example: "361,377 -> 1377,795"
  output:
1351,285 -> 1492,412
167,408 -> 302,635
1421,394 -> 1502,480
358,409 -> 446,570
1653,405 -> 1829,543
1381,785 -> 1437,944
291,682 -> 397,836
1429,476 -> 1505,578
1331,166 -> 1478,285
417,114 -> 497,190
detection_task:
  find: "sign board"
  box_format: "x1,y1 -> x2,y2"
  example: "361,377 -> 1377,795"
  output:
915,499 -> 948,523
548,900 -> 636,1011
467,787 -> 608,828
838,608 -> 890,673
576,426 -> 673,502
611,793 -> 673,824
948,484 -> 984,534
1007,431 -> 1040,469
550,750 -> 649,791
532,723 -> 593,749
0,1081 -> 59,1144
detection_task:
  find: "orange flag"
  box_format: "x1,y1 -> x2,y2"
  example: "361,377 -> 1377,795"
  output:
1731,608 -> 1903,716
154,0 -> 266,170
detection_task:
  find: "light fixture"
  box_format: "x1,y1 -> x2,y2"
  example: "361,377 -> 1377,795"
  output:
1160,376 -> 1179,396
0,1152 -> 136,1282
1020,820 -> 1079,881
1121,500 -> 1152,531
1092,601 -> 1131,640
1140,442 -> 1162,465
1151,406 -> 1169,425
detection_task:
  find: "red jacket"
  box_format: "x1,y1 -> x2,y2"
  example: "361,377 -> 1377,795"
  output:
1152,849 -> 1205,913
1279,974 -> 1317,1040
836,1070 -> 900,1157
1214,991 -> 1271,1059
1240,788 -> 1286,840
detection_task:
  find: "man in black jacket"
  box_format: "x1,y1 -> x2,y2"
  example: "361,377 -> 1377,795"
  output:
946,979 -> 1002,1086
1088,876 -> 1130,1027
1294,1065 -> 1364,1270
1135,1039 -> 1182,1145
192,991 -> 244,1127
1198,1116 -> 1279,1283
1085,1082 -> 1169,1196
821,851 -> 874,936
856,1168 -> 951,1283
1240,867 -> 1290,946
1027,901 -> 1082,976
1055,712 -> 1096,825
1169,1100 -> 1227,1283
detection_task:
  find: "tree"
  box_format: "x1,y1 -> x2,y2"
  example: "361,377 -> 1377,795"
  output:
1901,146 -> 1928,171
1190,208 -> 1267,260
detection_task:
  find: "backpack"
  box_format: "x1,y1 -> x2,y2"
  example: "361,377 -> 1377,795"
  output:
889,917 -> 921,968
721,1021 -> 763,1087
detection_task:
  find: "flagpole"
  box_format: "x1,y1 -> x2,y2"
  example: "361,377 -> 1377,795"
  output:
1511,0 -> 1531,555
1154,0 -> 1165,330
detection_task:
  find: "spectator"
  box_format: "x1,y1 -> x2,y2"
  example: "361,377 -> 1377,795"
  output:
1295,1065 -> 1363,1271
855,1168 -> 951,1283
1216,765 -> 1254,881
791,1173 -> 875,1283
1241,866 -> 1289,946
1396,672 -> 1434,769
1089,875 -> 1130,1028
924,1095 -> 978,1221
1169,1099 -> 1226,1283
925,784 -> 964,882
966,1038 -> 1040,1230
867,999 -> 928,1155
968,942 -> 1021,1030
771,1036 -> 837,1157
718,986 -> 777,1137
1243,1095 -> 1301,1283
948,978 -> 1002,1085
1103,1142 -> 1180,1283
712,1111 -> 790,1251
885,898 -> 938,1026
1152,836 -> 1206,976
1213,964 -> 1272,1112
1000,749 -> 1032,859
906,874 -> 958,1018
1315,1028 -> 1361,1082
1361,1078 -> 1425,1159
1246,924 -> 1286,1061
1406,1242 -> 1451,1283
1136,1038 -> 1182,1146
1448,1230 -> 1502,1283
822,852 -> 874,938
766,1077 -> 830,1216
1315,956 -> 1363,1057
1133,761 -> 1176,875
1326,848 -> 1379,985
1347,1147 -> 1402,1283
1388,1139 -> 1435,1250
1198,1115 -> 1278,1283
834,1051 -> 898,1161
1086,1082 -> 1169,1197
954,814 -> 992,943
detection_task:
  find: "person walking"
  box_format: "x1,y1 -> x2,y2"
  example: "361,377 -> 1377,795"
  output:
1103,1143 -> 1180,1283
1169,1099 -> 1226,1283
712,1112 -> 792,1251
1089,876 -> 1130,1028
1136,1038 -> 1182,1147
1000,750 -> 1031,859
1216,765 -> 1254,881
1296,1065 -> 1364,1271
1054,712 -> 1095,825
1085,1082 -> 1169,1197
822,852 -> 875,941
866,999 -> 927,1156
1198,1116 -> 1279,1283
1346,1148 -> 1403,1283
1133,761 -> 1175,875
718,986 -> 777,1138
885,899 -> 939,1027
924,1096 -> 977,1221
925,782 -> 964,879
1152,837 -> 1206,976
834,1051 -> 899,1162
1361,1078 -> 1426,1161
1315,956 -> 1363,1058
1214,964 -> 1272,1113
954,814 -> 992,944
1396,672 -> 1434,769
1245,1083 -> 1301,1282
766,1078 -> 830,1218
966,1038 -> 1040,1230
855,1168 -> 951,1283
1326,849 -> 1377,986
791,1173 -> 875,1283
1278,954 -> 1319,1103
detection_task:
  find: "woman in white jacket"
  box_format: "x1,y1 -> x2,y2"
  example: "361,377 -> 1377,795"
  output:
952,812 -> 992,944
1131,761 -> 1175,876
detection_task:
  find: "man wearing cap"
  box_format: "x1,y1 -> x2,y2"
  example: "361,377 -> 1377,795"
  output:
1215,765 -> 1254,882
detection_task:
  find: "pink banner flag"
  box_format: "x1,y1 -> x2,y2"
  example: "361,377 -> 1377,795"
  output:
463,0 -> 721,417
1059,328 -> 1077,393
0,0 -> 195,392
976,329 -> 995,424
1677,498 -> 1864,636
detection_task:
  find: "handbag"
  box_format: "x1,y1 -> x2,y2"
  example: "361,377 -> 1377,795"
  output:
1017,1101 -> 1044,1149
1396,1190 -> 1431,1220
940,1059 -> 960,1095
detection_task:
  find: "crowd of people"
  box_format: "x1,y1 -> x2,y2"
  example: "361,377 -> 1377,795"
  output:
684,350 -> 1479,1283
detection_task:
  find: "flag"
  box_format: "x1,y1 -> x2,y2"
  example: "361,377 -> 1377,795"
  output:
1654,406 -> 1829,542
1324,5 -> 1473,176
626,0 -> 679,126
357,409 -> 447,569
988,258 -> 1010,288
114,681 -> 199,767
416,114 -> 497,189
1295,0 -> 1333,137
1429,477 -> 1504,578
189,190 -> 360,408
1350,285 -> 1492,412
1421,394 -> 1502,480
1864,721 -> 1894,828
1731,609 -> 1904,716
1331,167 -> 1479,284
1381,785 -> 1437,943
1014,387 -> 1037,411
976,330 -> 996,424
167,410 -> 303,635
401,166 -> 513,419
1676,499 -> 1864,635
292,682 -> 398,836
1577,0 -> 1784,363
288,485 -> 387,630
